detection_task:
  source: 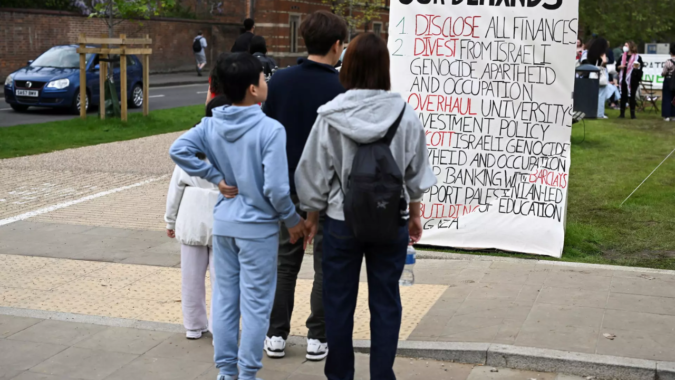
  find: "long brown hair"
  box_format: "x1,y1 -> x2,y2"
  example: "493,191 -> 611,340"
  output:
339,33 -> 391,91
626,41 -> 638,54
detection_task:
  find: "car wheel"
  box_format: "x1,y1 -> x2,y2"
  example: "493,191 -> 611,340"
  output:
129,84 -> 143,108
10,104 -> 29,112
71,90 -> 89,115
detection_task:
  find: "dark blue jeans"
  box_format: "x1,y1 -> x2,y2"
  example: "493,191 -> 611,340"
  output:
322,217 -> 409,380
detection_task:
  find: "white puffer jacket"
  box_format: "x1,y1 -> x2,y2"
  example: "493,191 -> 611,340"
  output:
164,165 -> 219,246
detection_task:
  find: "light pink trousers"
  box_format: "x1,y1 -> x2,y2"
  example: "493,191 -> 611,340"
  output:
181,244 -> 215,332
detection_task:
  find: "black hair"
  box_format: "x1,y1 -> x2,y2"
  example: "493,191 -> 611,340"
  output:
197,30 -> 203,36
219,53 -> 263,103
671,43 -> 675,56
206,95 -> 231,117
300,11 -> 348,56
587,37 -> 608,65
249,35 -> 267,55
209,53 -> 230,96
244,18 -> 255,31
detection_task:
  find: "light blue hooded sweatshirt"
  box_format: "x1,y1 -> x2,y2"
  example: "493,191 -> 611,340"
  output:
169,105 -> 300,239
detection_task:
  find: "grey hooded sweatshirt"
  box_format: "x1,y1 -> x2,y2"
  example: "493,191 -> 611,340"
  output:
295,89 -> 437,221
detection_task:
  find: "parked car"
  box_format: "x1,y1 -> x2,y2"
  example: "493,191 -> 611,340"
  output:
3,45 -> 144,114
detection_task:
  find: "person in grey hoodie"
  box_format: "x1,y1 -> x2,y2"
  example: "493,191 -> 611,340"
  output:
294,33 -> 437,380
170,53 -> 306,380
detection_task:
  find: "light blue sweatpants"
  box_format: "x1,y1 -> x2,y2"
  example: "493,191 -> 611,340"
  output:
212,233 -> 279,380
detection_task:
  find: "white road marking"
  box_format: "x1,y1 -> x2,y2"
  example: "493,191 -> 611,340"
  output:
196,91 -> 208,94
149,83 -> 206,90
148,94 -> 165,98
0,175 -> 168,227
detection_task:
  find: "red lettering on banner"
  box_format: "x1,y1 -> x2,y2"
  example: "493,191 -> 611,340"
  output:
420,203 -> 481,220
407,93 -> 477,115
528,169 -> 568,189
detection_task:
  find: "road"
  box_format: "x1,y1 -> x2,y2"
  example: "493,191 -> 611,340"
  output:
0,83 -> 209,128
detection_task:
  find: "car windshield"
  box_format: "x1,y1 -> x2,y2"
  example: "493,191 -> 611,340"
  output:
31,47 -> 92,69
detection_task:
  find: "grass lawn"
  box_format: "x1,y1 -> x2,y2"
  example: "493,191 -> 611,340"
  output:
0,105 -> 203,159
1,106 -> 674,269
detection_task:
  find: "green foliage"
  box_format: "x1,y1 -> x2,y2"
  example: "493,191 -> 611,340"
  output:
0,105 -> 202,159
322,0 -> 384,40
83,0 -> 176,36
579,0 -> 675,47
161,1 -> 197,19
0,0 -> 78,11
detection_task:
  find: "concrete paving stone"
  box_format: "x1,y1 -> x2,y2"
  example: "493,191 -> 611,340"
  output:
395,357 -> 474,380
525,303 -> 605,329
438,324 -> 503,343
73,326 -> 173,355
454,298 -> 532,322
611,276 -> 675,298
467,366 -> 557,380
413,260 -> 466,285
535,263 -> 617,278
442,283 -> 478,300
595,327 -> 675,362
515,324 -> 600,354
0,339 -> 67,379
7,320 -> 106,346
9,372 -> 79,380
602,309 -> 675,334
286,374 -> 324,380
104,356 -> 212,380
606,292 -> 675,315
197,367 -> 292,380
143,333 -> 215,363
29,346 -> 137,380
493,322 -> 523,345
467,283 -> 525,299
423,290 -> 465,316
119,251 -> 181,267
490,261 -> 538,270
612,269 -> 675,283
487,344 -> 656,380
261,344 -> 309,373
554,375 -> 587,380
0,315 -> 42,338
543,271 -> 612,291
536,287 -> 609,308
514,285 -> 542,306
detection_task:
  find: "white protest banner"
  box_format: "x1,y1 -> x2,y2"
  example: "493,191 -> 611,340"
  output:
641,54 -> 670,90
389,0 -> 579,258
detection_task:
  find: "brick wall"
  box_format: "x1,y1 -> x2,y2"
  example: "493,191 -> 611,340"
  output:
0,8 -> 242,82
252,0 -> 390,67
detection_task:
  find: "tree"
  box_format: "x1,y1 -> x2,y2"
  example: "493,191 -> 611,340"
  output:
73,0 -> 175,37
323,0 -> 384,42
579,0 -> 674,48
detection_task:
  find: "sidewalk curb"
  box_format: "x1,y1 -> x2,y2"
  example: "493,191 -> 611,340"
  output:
2,307 -> 674,380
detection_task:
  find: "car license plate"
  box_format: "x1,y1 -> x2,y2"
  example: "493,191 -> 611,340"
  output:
16,89 -> 39,97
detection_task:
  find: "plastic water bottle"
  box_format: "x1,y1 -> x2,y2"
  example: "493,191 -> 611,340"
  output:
399,246 -> 416,286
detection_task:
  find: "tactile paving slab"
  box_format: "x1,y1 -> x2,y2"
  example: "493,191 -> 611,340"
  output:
0,254 -> 447,339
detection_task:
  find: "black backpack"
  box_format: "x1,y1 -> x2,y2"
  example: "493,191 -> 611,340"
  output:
192,38 -> 202,53
343,105 -> 407,243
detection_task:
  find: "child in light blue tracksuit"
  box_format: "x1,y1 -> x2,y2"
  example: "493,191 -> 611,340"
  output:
169,53 -> 306,380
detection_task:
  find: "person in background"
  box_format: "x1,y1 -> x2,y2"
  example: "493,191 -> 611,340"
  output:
584,38 -> 617,119
206,53 -> 230,105
231,18 -> 255,53
662,44 -> 675,122
170,53 -> 306,380
576,37 -> 584,61
164,96 -> 230,341
295,33 -> 436,380
262,10 -> 347,362
250,35 -> 277,78
193,31 -> 208,77
617,41 -> 644,119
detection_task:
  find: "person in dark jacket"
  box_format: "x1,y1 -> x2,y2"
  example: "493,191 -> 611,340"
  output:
231,18 -> 255,53
250,35 -> 277,78
262,10 -> 347,362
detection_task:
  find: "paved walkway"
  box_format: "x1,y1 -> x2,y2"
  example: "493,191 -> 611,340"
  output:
2,134 -> 675,378
0,315 -> 582,380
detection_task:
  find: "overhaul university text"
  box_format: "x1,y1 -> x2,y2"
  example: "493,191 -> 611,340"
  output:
389,0 -> 579,257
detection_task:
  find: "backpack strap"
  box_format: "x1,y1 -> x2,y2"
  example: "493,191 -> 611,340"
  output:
382,104 -> 407,146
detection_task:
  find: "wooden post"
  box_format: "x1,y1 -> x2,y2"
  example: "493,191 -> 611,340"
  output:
143,34 -> 150,116
79,33 -> 87,120
99,34 -> 107,120
120,34 -> 127,122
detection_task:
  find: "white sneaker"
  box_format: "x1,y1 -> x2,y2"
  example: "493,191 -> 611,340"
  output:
216,375 -> 238,380
264,336 -> 286,358
306,338 -> 328,361
665,118 -> 671,122
186,328 -> 208,340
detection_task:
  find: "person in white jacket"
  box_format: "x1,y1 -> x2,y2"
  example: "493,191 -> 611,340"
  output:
165,156 -> 220,339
